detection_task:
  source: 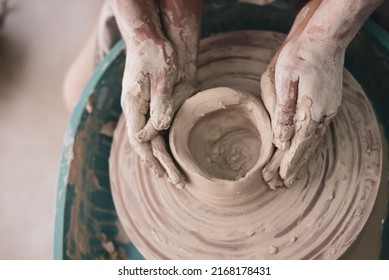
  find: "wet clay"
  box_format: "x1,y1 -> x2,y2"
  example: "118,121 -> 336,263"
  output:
188,107 -> 261,181
109,31 -> 382,259
170,87 -> 273,207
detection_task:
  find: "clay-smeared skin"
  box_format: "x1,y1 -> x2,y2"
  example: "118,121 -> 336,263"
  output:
109,31 -> 382,260
109,0 -> 202,186
261,0 -> 384,186
111,0 -> 382,189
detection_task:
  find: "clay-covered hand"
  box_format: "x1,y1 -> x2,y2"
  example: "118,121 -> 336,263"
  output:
111,0 -> 201,187
121,31 -> 188,184
261,31 -> 343,188
260,0 -> 383,188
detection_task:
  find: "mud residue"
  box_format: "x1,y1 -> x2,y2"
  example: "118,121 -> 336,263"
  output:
109,31 -> 382,260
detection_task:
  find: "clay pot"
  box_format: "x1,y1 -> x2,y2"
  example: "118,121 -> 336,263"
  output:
169,87 -> 273,207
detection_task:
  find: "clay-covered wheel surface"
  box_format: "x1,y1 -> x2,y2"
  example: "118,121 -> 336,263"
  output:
109,31 -> 382,259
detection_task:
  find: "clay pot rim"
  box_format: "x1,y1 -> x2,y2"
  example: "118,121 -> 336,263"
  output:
169,86 -> 273,185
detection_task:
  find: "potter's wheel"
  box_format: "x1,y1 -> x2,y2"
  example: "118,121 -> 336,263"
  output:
109,31 -> 382,259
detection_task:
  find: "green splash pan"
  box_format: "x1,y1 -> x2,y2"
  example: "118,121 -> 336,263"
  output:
54,0 -> 389,259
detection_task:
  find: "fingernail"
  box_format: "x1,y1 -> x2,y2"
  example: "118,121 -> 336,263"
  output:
169,172 -> 181,185
167,176 -> 185,188
167,171 -> 185,189
267,181 -> 276,190
284,177 -> 293,188
279,164 -> 287,179
135,130 -> 146,142
137,122 -> 159,143
262,164 -> 269,178
279,157 -> 291,179
262,164 -> 275,183
176,181 -> 185,189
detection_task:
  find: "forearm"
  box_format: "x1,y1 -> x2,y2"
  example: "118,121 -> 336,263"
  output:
304,0 -> 384,47
158,0 -> 202,80
109,0 -> 165,46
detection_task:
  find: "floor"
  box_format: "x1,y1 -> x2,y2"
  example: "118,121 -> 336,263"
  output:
0,0 -> 104,259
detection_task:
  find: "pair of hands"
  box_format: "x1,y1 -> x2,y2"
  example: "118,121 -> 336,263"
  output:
118,2 -> 344,188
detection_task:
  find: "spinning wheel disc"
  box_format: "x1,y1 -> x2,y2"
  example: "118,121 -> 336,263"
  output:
109,31 -> 382,259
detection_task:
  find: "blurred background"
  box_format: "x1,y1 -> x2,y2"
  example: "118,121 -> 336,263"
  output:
0,0 -> 104,259
0,0 -> 387,260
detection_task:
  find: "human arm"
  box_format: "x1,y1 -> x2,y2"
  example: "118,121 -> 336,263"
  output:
109,0 -> 202,186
